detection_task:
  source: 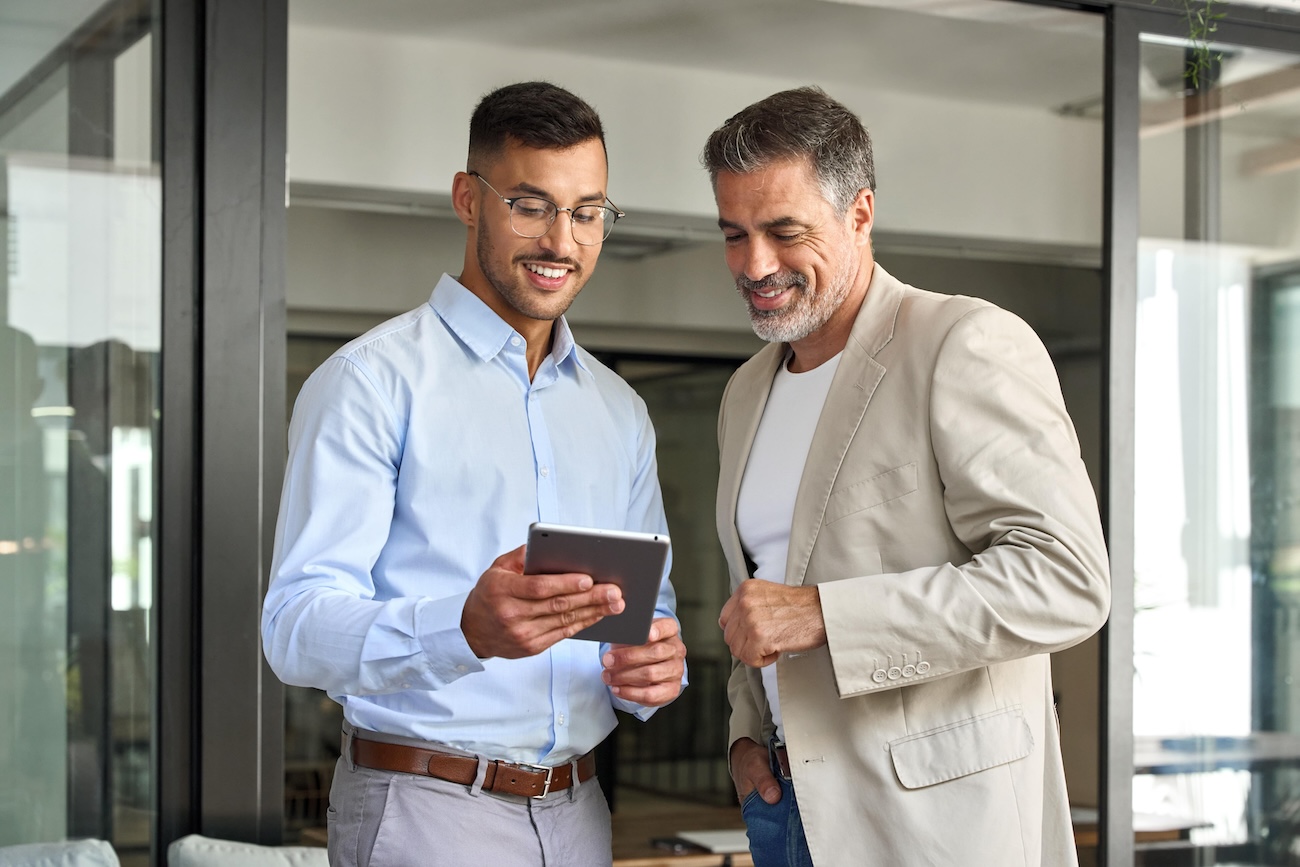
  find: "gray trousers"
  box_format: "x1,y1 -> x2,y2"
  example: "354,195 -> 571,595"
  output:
326,753 -> 613,867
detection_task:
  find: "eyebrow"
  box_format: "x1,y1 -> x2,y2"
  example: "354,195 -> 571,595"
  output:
514,181 -> 606,204
718,216 -> 808,231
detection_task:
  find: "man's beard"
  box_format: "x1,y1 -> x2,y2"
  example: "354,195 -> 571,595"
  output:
476,224 -> 584,322
737,256 -> 854,344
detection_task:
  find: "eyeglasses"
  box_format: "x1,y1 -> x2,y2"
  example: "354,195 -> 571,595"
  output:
469,171 -> 624,246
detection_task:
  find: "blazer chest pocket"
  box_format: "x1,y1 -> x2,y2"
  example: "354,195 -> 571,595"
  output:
888,706 -> 1033,789
825,461 -> 918,524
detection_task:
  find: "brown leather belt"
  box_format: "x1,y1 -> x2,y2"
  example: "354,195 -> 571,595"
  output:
773,743 -> 792,779
350,736 -> 596,798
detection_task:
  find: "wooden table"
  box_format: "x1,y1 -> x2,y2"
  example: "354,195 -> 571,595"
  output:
1069,806 -> 1209,848
610,800 -> 752,866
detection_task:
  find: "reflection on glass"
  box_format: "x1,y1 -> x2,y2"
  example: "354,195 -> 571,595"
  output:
1133,36 -> 1300,863
0,5 -> 159,862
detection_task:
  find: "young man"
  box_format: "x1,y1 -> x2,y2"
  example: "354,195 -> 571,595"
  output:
705,86 -> 1110,866
262,81 -> 686,866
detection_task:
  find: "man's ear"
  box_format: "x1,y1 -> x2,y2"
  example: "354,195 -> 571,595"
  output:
849,187 -> 874,247
451,171 -> 477,228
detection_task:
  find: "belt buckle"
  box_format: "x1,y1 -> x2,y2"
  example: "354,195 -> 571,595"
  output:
521,763 -> 555,799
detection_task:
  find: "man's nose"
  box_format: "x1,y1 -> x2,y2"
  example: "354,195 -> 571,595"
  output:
537,210 -> 578,258
741,239 -> 779,282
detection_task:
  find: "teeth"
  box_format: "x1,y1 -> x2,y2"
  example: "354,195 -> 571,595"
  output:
755,288 -> 784,298
526,263 -> 566,279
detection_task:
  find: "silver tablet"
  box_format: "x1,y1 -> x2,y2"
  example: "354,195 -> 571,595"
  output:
523,522 -> 670,645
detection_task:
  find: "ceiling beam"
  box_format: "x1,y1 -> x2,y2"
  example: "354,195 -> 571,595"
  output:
1141,63 -> 1300,137
1241,137 -> 1300,175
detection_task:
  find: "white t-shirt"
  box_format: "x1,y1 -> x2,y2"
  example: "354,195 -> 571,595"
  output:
735,350 -> 842,743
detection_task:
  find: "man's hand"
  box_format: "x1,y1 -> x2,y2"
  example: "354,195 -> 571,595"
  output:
718,580 -> 827,668
601,617 -> 686,707
731,737 -> 781,805
461,545 -> 624,659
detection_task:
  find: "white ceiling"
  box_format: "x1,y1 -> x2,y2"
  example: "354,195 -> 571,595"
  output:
287,0 -> 1109,112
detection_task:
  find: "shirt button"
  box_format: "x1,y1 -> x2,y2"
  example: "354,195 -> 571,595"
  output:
510,336 -> 521,347
456,664 -> 468,673
401,683 -> 411,689
558,714 -> 566,726
540,466 -> 549,477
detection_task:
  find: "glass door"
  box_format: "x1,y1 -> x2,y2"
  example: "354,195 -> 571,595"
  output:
1115,10 -> 1300,865
0,2 -> 160,862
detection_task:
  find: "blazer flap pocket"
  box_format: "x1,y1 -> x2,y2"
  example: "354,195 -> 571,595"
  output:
889,706 -> 1033,790
825,462 -> 918,524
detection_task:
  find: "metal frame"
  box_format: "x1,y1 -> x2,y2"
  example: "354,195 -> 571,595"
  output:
197,0 -> 287,843
1101,7 -> 1139,864
156,0 -> 288,852
156,0 -> 201,853
1100,4 -> 1300,864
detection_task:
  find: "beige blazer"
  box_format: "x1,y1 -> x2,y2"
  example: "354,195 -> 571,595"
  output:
716,265 -> 1111,866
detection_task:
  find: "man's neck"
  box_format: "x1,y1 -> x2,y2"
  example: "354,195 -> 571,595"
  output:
454,271 -> 555,381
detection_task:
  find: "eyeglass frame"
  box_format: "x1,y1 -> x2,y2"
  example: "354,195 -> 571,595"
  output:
468,171 -> 625,245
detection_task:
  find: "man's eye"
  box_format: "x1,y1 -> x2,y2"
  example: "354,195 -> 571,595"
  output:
723,234 -> 745,244
773,233 -> 801,243
572,209 -> 600,225
514,202 -> 551,219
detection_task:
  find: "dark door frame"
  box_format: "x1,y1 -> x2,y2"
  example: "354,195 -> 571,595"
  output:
157,0 -> 287,854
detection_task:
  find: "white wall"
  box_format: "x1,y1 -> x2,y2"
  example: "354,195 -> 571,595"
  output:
287,24 -> 1105,249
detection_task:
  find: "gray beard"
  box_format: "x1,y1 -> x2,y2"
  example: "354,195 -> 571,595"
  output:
740,267 -> 852,344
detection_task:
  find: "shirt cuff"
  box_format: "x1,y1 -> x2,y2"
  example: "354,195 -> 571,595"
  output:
416,591 -> 485,686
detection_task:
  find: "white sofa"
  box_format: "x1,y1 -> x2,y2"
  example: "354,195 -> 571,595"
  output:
0,840 -> 119,867
167,835 -> 329,867
0,836 -> 329,867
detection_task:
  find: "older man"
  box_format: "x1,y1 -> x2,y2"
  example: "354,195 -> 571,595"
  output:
705,86 -> 1110,866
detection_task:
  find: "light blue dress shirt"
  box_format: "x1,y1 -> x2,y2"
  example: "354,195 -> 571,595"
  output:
262,274 -> 680,765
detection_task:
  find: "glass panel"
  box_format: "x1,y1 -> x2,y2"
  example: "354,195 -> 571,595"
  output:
0,3 -> 160,863
1133,35 -> 1300,864
607,359 -> 739,809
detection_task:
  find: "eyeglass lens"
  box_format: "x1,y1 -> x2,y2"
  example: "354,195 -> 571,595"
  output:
509,198 -> 617,245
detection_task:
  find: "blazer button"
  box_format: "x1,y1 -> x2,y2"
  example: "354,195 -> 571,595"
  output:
902,664 -> 916,677
887,667 -> 902,680
916,661 -> 931,674
872,669 -> 887,683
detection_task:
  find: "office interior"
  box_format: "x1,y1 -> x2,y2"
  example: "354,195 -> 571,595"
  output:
2,0 -> 1300,864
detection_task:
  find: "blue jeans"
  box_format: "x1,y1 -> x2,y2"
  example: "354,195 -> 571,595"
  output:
740,742 -> 814,867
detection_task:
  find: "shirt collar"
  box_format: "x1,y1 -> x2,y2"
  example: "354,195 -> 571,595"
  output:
428,274 -> 590,375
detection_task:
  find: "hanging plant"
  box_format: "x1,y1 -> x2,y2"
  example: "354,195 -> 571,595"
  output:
1168,0 -> 1227,91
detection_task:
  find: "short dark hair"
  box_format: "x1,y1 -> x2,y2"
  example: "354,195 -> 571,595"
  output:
701,86 -> 874,215
468,81 -> 605,169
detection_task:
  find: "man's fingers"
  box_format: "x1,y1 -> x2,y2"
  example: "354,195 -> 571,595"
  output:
514,570 -> 595,600
608,680 -> 682,707
603,637 -> 684,676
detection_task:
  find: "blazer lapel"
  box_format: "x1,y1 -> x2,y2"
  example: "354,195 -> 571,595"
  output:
717,343 -> 786,584
784,265 -> 906,586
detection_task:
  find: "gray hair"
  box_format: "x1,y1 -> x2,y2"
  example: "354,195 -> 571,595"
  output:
701,86 -> 874,215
